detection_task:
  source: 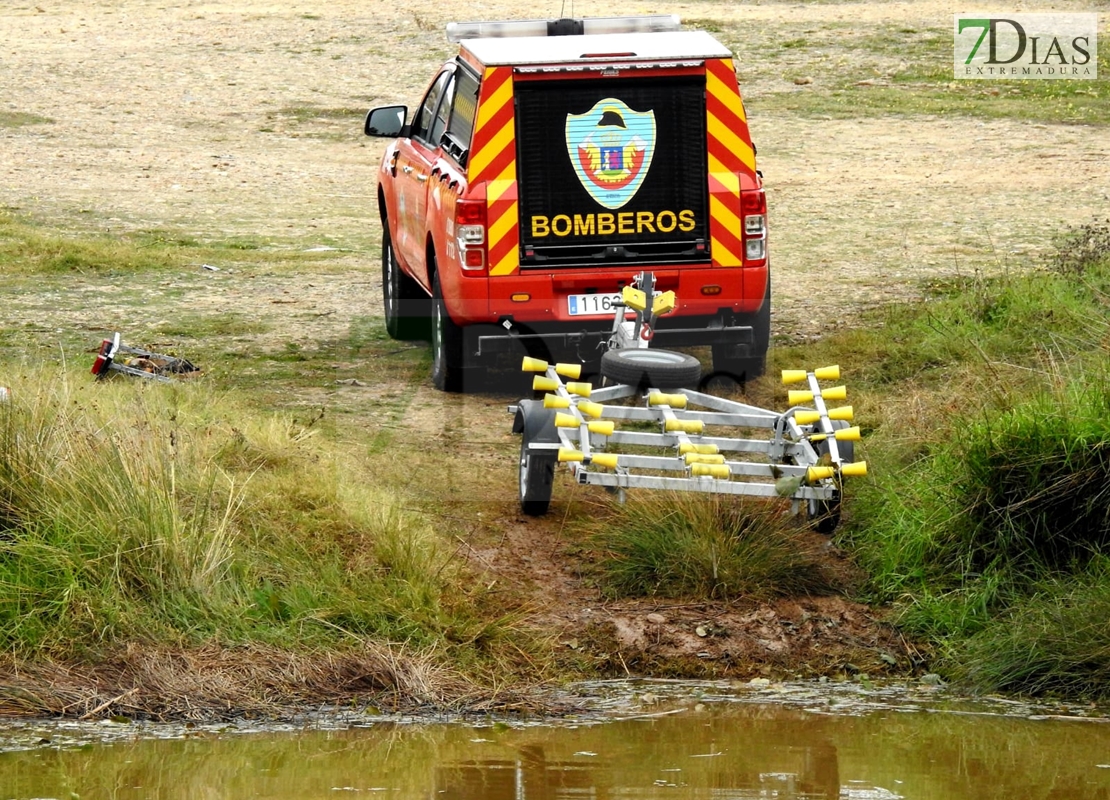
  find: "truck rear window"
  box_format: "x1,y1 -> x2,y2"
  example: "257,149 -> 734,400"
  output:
514,75 -> 709,267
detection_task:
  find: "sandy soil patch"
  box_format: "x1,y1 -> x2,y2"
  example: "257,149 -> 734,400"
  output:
2,0 -> 1106,345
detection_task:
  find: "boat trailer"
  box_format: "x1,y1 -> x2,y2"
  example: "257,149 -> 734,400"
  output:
510,273 -> 867,533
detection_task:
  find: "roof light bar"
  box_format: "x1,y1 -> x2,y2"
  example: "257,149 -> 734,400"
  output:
580,15 -> 681,35
446,15 -> 681,43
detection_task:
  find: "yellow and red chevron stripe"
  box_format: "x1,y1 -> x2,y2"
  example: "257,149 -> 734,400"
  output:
705,58 -> 757,267
468,67 -> 520,276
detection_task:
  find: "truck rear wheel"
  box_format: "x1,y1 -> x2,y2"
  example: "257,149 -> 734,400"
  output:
600,348 -> 702,389
430,269 -> 466,393
711,348 -> 766,385
711,278 -> 770,384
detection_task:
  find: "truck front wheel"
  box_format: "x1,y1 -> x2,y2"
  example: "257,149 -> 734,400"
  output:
382,224 -> 430,341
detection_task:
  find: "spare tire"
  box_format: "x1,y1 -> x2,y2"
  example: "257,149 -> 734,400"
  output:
600,348 -> 702,389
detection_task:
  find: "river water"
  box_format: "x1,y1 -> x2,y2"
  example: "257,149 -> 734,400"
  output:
2,680 -> 1108,799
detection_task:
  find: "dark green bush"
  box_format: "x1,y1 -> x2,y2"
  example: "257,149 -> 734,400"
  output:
957,385 -> 1110,571
1051,219 -> 1110,276
954,565 -> 1110,698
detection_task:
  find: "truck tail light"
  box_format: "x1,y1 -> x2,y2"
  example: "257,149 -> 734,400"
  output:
455,199 -> 487,273
741,189 -> 767,266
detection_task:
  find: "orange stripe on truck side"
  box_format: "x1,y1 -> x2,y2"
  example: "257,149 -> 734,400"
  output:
487,176 -> 519,275
468,68 -> 513,180
705,58 -> 756,267
705,59 -> 756,175
708,172 -> 743,266
469,67 -> 520,276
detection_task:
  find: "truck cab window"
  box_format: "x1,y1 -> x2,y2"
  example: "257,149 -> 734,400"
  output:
412,71 -> 451,144
430,74 -> 456,146
444,68 -> 480,165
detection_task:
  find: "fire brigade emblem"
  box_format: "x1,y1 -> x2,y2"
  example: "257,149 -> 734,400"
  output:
566,99 -> 655,210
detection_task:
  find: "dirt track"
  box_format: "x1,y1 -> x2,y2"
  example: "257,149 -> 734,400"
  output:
2,0 -> 1107,346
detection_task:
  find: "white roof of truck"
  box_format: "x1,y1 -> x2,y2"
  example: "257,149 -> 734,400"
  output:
461,30 -> 733,67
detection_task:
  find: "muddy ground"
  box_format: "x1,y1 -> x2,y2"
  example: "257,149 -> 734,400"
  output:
0,0 -> 1106,714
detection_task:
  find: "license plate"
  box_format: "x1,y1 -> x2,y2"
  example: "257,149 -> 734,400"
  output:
567,292 -> 622,317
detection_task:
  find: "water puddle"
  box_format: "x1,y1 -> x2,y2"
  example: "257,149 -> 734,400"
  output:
1,680 -> 1108,799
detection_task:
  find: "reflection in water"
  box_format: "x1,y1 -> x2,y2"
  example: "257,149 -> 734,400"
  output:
1,684 -> 1109,800
437,724 -> 842,800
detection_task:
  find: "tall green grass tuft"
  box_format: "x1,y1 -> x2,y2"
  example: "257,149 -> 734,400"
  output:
831,229 -> 1110,695
952,563 -> 1110,698
590,494 -> 840,601
0,369 -> 505,660
958,383 -> 1110,571
850,369 -> 1110,637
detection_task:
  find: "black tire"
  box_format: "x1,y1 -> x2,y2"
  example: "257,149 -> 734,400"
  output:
430,268 -> 466,393
600,348 -> 702,389
711,276 -> 771,384
515,399 -> 558,516
382,224 -> 430,341
519,436 -> 556,516
710,348 -> 766,385
808,420 -> 854,534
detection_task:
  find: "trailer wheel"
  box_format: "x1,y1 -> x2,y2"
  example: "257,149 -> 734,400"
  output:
808,490 -> 841,535
519,436 -> 556,516
600,348 -> 702,389
808,420 -> 854,534
515,399 -> 558,516
381,224 -> 430,341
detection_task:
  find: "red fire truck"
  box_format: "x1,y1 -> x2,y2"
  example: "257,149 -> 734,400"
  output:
365,15 -> 769,391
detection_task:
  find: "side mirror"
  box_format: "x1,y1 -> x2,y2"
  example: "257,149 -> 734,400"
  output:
364,105 -> 408,138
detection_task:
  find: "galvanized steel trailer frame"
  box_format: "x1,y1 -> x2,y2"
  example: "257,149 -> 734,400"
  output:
510,273 -> 866,529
